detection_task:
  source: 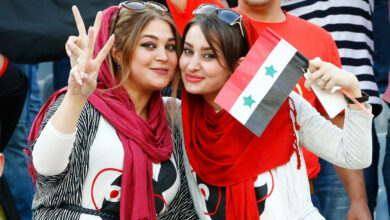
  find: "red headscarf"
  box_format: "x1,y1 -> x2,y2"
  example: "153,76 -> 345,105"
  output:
181,14 -> 299,220
29,6 -> 173,220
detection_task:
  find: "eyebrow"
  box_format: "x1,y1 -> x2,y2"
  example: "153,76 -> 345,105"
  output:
141,34 -> 175,42
184,42 -> 212,51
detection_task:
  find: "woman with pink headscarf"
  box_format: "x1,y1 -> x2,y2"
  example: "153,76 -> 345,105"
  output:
28,2 -> 196,219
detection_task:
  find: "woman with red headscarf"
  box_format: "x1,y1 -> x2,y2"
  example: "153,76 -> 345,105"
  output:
28,2 -> 196,220
165,2 -> 373,219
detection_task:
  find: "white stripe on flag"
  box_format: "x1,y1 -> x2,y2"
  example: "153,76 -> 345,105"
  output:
229,39 -> 297,124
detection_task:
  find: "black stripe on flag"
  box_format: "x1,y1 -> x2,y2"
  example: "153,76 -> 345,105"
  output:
245,52 -> 308,137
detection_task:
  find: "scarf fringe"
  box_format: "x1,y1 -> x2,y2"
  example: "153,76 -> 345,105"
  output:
288,97 -> 301,170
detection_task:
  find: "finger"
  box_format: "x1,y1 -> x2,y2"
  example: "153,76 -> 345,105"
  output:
72,5 -> 87,36
66,44 -> 72,57
93,11 -> 103,42
81,71 -> 90,80
67,40 -> 83,56
67,35 -> 82,48
77,54 -> 86,75
70,66 -> 83,85
66,36 -> 77,57
86,27 -> 95,60
324,79 -> 336,91
317,77 -> 329,89
95,34 -> 115,65
308,57 -> 323,73
304,67 -> 326,89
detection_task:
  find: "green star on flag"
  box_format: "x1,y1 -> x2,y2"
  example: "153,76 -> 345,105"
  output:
265,65 -> 277,77
243,95 -> 255,108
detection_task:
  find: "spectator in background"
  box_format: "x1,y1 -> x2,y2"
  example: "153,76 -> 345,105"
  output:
0,53 -> 28,220
282,1 -> 381,219
373,0 -> 390,94
378,0 -> 390,216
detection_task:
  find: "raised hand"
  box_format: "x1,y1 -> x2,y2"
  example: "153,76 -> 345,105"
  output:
50,6 -> 114,135
67,27 -> 115,98
65,6 -> 103,68
304,58 -> 362,98
65,5 -> 115,98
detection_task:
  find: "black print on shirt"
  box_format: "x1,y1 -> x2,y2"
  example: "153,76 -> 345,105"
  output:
196,176 -> 227,219
254,183 -> 268,215
196,174 -> 270,219
101,175 -> 121,216
153,159 -> 177,214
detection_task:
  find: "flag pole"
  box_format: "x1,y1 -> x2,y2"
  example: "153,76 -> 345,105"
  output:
340,88 -> 374,118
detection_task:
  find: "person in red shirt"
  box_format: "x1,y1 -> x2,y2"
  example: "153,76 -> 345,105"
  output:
167,0 -> 371,219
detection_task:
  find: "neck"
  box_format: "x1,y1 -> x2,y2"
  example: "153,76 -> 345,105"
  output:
124,84 -> 153,121
202,93 -> 223,112
238,1 -> 286,23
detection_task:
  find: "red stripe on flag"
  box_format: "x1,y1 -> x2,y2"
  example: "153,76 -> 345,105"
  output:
215,28 -> 281,111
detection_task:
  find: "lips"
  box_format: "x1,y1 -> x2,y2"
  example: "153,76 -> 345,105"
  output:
151,68 -> 169,75
185,73 -> 204,83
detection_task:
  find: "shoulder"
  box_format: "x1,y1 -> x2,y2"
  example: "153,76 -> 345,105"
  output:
163,96 -> 182,128
288,91 -> 313,113
288,91 -> 303,103
286,12 -> 334,41
163,97 -> 182,114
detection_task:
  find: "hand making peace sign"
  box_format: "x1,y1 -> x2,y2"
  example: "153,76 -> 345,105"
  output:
65,6 -> 115,98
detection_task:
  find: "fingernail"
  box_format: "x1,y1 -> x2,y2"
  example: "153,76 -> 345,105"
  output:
81,72 -> 89,79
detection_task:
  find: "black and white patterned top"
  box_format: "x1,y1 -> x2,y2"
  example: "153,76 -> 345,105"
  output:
30,95 -> 197,220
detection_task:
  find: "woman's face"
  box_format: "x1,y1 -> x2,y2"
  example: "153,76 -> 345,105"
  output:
127,19 -> 178,93
180,25 -> 231,102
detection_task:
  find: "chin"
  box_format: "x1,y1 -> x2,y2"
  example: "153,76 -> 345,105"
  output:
183,86 -> 204,95
150,80 -> 171,91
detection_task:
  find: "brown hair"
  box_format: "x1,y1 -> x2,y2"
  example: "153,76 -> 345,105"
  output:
107,8 -> 181,125
182,13 -> 249,73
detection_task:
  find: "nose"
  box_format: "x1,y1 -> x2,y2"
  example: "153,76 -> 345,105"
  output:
156,46 -> 168,62
187,55 -> 200,72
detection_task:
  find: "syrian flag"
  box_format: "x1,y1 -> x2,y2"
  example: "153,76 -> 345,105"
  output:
214,28 -> 308,137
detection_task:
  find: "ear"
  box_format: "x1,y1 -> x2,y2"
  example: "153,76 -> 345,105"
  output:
234,57 -> 245,71
111,46 -> 123,65
0,153 -> 4,177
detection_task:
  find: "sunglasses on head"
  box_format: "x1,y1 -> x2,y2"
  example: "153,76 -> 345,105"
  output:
112,1 -> 168,33
193,4 -> 244,37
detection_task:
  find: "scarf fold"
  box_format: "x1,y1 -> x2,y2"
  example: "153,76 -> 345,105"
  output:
181,91 -> 295,219
29,6 -> 173,220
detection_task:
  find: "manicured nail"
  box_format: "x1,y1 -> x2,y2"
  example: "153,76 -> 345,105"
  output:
81,72 -> 89,79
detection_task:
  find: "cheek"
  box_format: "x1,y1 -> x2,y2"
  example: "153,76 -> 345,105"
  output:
179,56 -> 187,71
168,53 -> 178,67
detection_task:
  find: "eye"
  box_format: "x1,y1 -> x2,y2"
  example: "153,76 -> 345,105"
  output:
183,48 -> 193,55
203,53 -> 216,59
165,44 -> 176,51
140,42 -> 156,49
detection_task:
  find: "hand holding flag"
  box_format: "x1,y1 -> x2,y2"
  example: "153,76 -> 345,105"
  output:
304,58 -> 373,118
214,28 -> 372,137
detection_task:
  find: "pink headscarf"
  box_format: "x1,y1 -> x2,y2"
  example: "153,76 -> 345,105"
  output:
29,6 -> 173,220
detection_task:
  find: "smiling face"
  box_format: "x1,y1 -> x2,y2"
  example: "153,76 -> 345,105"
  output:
122,19 -> 178,93
239,0 -> 273,6
180,25 -> 232,104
